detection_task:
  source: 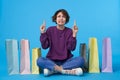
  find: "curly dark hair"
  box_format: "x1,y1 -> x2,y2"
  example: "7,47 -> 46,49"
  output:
52,9 -> 70,24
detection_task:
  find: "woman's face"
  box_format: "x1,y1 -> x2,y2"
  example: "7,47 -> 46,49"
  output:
56,12 -> 66,26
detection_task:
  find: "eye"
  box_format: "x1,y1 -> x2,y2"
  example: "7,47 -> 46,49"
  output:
58,15 -> 61,17
57,15 -> 61,18
62,15 -> 66,18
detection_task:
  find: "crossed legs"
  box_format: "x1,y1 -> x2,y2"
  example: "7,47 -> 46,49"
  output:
37,57 -> 85,76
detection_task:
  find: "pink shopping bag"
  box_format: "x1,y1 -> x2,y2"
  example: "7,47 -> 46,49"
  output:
20,39 -> 31,74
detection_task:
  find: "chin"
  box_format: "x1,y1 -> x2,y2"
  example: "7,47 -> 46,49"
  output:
58,24 -> 64,26
58,23 -> 65,25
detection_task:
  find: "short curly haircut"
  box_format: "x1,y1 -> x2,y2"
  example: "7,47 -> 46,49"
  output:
52,9 -> 70,24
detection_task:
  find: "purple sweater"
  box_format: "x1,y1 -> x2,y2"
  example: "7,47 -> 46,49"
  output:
40,26 -> 77,60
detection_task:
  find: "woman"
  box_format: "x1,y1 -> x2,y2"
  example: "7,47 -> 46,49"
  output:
37,9 -> 85,76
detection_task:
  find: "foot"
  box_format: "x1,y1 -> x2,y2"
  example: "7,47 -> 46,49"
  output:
62,68 -> 83,76
54,65 -> 63,72
44,68 -> 56,76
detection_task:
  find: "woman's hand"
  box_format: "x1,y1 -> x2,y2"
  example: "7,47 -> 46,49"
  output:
72,20 -> 78,37
40,21 -> 46,33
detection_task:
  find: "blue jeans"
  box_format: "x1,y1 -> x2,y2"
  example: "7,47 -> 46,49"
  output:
37,57 -> 85,71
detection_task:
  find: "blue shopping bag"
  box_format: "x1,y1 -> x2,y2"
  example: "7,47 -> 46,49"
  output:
5,39 -> 19,75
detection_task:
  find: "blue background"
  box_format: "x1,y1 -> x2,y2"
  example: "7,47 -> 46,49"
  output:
0,0 -> 120,80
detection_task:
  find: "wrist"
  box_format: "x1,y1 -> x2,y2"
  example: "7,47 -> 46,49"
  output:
73,32 -> 77,37
41,30 -> 46,33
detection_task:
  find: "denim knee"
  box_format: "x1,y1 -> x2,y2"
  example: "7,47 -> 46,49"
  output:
78,57 -> 85,67
37,57 -> 44,67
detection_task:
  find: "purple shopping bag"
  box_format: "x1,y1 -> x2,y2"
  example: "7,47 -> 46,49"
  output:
20,39 -> 31,74
102,38 -> 113,72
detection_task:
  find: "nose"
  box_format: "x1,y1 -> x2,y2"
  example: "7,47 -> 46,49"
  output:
60,16 -> 64,20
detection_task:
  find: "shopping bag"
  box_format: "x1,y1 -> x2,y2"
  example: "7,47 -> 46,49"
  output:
88,38 -> 100,73
80,43 -> 88,72
20,39 -> 31,74
102,38 -> 113,72
5,39 -> 19,74
32,48 -> 41,74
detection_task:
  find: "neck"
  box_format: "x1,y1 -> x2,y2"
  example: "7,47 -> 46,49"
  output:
57,25 -> 65,30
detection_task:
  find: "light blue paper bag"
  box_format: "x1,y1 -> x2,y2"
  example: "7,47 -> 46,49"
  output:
5,39 -> 19,75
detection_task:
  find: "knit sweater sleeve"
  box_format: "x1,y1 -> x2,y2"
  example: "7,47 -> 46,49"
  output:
40,29 -> 50,49
66,30 -> 77,51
